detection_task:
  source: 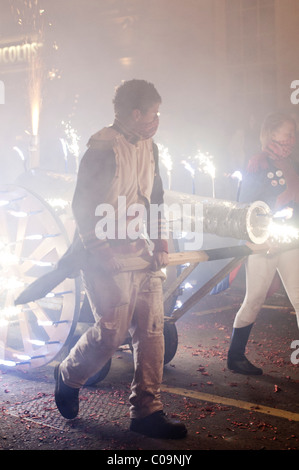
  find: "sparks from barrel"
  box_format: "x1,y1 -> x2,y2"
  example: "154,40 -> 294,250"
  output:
268,221 -> 299,244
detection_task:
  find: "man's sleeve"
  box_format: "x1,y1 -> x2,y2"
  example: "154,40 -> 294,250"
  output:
71,147 -> 116,253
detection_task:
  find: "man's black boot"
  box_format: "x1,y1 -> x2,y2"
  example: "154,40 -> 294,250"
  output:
130,410 -> 187,439
54,365 -> 80,419
227,324 -> 263,375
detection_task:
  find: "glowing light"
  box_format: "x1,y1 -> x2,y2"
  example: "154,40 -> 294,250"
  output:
48,68 -> 61,80
11,0 -> 46,160
158,143 -> 173,190
13,146 -> 25,161
31,101 -> 40,136
265,207 -> 299,244
61,120 -> 81,172
119,57 -> 133,67
194,150 -> 216,198
181,160 -> 195,178
0,360 -> 17,367
0,305 -> 22,320
45,290 -> 73,298
28,339 -> 60,346
7,210 -> 28,218
0,200 -> 9,207
45,198 -> 69,210
0,277 -> 25,291
14,353 -> 31,361
28,339 -> 45,346
273,207 -> 293,220
7,209 -> 42,218
28,39 -> 43,141
182,151 -> 217,196
24,259 -> 54,267
196,151 -> 215,178
0,250 -> 19,266
37,320 -> 53,326
268,221 -> 299,244
37,320 -> 69,326
25,233 -> 60,240
183,282 -> 193,290
232,170 -> 243,182
24,234 -> 43,240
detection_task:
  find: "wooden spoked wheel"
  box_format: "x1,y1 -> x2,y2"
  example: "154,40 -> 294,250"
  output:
0,184 -> 80,370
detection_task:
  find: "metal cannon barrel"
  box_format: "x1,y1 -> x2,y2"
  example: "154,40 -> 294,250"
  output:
164,190 -> 271,245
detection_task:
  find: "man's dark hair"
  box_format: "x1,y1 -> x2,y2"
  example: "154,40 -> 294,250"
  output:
113,79 -> 161,118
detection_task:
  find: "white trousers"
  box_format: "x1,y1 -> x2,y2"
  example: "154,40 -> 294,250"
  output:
233,248 -> 299,329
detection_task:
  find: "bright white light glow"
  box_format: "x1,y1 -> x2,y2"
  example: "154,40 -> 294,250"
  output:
0,200 -> 9,207
268,221 -> 299,244
14,353 -> 31,361
181,160 -> 195,177
45,198 -> 69,210
7,210 -> 28,218
0,276 -> 25,291
183,282 -> 193,289
0,306 -> 22,321
0,359 -> 17,367
273,207 -> 293,220
0,251 -> 19,266
13,146 -> 25,161
158,143 -> 173,189
28,339 -> 45,346
231,170 -> 243,182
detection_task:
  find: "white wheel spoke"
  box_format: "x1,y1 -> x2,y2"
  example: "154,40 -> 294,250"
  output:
0,184 -> 79,370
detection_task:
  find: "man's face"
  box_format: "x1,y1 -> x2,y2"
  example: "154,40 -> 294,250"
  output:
138,103 -> 160,124
131,102 -> 160,140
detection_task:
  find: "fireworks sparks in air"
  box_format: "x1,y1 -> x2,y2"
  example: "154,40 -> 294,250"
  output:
268,221 -> 299,245
10,1 -> 46,139
181,150 -> 216,196
61,121 -> 81,172
262,208 -> 299,245
157,143 -> 173,189
9,0 -> 62,169
194,150 -> 216,198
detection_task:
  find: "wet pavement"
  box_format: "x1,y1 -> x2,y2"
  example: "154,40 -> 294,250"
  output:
0,284 -> 298,459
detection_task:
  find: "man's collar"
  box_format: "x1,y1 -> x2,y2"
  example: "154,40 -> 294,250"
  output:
112,119 -> 140,145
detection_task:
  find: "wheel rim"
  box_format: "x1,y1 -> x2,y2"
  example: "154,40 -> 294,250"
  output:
0,184 -> 80,370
